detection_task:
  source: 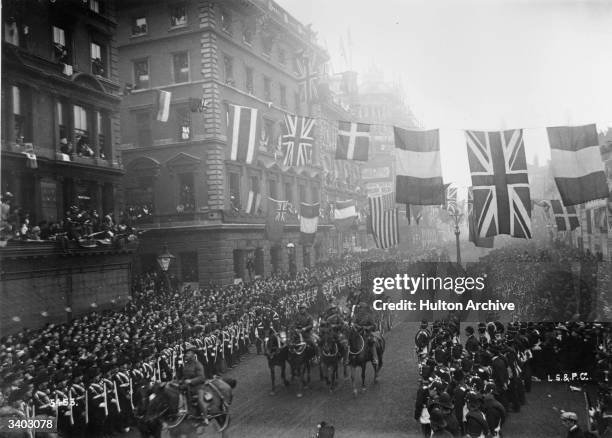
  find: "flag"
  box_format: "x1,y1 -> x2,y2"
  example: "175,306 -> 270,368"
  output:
333,199 -> 356,230
282,114 -> 315,167
23,151 -> 37,169
369,192 -> 399,249
393,127 -> 446,205
547,124 -> 609,206
228,104 -> 259,164
445,185 -> 458,213
246,190 -> 261,215
296,51 -> 319,102
468,187 -> 494,248
300,202 -> 319,245
155,90 -> 171,122
336,121 -> 370,161
465,129 -> 532,239
265,197 -> 287,242
550,199 -> 579,231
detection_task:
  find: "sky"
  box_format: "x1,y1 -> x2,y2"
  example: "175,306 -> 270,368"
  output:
278,0 -> 612,192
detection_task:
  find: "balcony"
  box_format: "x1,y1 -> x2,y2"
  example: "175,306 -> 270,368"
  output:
0,238 -> 138,261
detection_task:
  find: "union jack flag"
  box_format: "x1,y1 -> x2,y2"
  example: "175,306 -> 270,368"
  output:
281,113 -> 315,167
274,199 -> 288,222
295,51 -> 320,102
445,185 -> 458,213
465,129 -> 532,239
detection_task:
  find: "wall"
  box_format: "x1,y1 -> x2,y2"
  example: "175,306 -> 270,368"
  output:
1,249 -> 133,335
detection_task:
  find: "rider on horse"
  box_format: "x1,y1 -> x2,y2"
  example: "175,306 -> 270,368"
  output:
179,343 -> 209,424
353,302 -> 380,366
293,303 -> 317,355
323,299 -> 349,366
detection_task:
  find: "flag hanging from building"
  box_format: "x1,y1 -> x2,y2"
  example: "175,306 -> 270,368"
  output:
550,199 -> 579,231
336,121 -> 370,161
547,124 -> 609,206
467,187 -> 494,248
393,127 -> 446,205
465,129 -> 532,239
281,114 -> 315,167
265,197 -> 287,242
228,104 -> 259,164
445,185 -> 458,213
369,192 -> 399,249
156,90 -> 171,122
333,199 -> 356,230
300,202 -> 319,245
246,190 -> 261,215
296,51 -> 320,102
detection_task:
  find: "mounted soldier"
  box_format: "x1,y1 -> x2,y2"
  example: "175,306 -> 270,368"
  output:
353,302 -> 380,367
322,299 -> 349,370
178,343 -> 208,424
293,303 -> 318,356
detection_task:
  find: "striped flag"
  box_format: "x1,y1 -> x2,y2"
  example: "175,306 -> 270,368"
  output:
547,124 -> 609,206
156,90 -> 171,122
369,192 -> 399,249
466,129 -> 532,239
550,199 -> 579,231
336,121 -> 370,161
333,199 -> 357,230
228,104 -> 259,164
245,190 -> 261,215
282,114 -> 315,167
393,127 -> 446,205
300,203 -> 319,245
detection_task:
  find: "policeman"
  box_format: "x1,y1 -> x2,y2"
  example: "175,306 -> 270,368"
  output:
179,343 -> 208,424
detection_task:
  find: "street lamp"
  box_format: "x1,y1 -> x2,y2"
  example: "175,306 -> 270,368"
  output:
157,244 -> 175,290
448,210 -> 463,265
286,242 -> 296,277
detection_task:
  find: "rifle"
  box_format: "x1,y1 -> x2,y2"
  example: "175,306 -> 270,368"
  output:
113,380 -> 121,413
102,381 -> 108,417
129,377 -> 134,411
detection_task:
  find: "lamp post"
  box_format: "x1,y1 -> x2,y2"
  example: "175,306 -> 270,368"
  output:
157,244 -> 175,291
286,242 -> 296,277
448,210 -> 463,266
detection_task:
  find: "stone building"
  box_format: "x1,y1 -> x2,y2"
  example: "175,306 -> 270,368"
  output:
1,0 -> 134,334
117,0 -> 365,285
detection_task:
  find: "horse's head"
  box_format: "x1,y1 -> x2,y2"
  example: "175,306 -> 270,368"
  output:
264,329 -> 287,357
287,327 -> 304,346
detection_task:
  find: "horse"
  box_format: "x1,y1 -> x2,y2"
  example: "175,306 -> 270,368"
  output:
318,327 -> 342,392
263,327 -> 289,395
347,325 -> 385,396
135,377 -> 235,438
286,327 -> 315,398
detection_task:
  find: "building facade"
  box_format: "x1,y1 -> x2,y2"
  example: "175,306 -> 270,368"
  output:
117,0 -> 365,284
1,0 -> 134,334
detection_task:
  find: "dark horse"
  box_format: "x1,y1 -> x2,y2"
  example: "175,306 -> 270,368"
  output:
135,377 -> 236,438
286,327 -> 315,398
347,325 -> 385,396
318,328 -> 342,392
264,327 -> 289,395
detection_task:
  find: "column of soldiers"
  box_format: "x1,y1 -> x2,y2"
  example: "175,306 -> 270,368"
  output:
413,319 -> 611,438
0,319 -> 252,437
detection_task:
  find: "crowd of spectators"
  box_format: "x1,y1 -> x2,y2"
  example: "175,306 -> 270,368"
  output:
0,192 -> 138,246
470,241 -> 611,322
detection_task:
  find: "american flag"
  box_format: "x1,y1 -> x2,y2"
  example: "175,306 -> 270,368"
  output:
281,113 -> 315,167
445,185 -> 458,213
369,192 -> 399,249
465,129 -> 532,239
296,51 -> 320,102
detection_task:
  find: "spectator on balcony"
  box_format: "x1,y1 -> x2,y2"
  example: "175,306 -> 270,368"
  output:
76,136 -> 94,157
59,138 -> 73,158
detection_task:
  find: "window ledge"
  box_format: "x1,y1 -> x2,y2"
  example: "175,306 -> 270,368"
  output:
130,33 -> 148,39
168,24 -> 188,32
